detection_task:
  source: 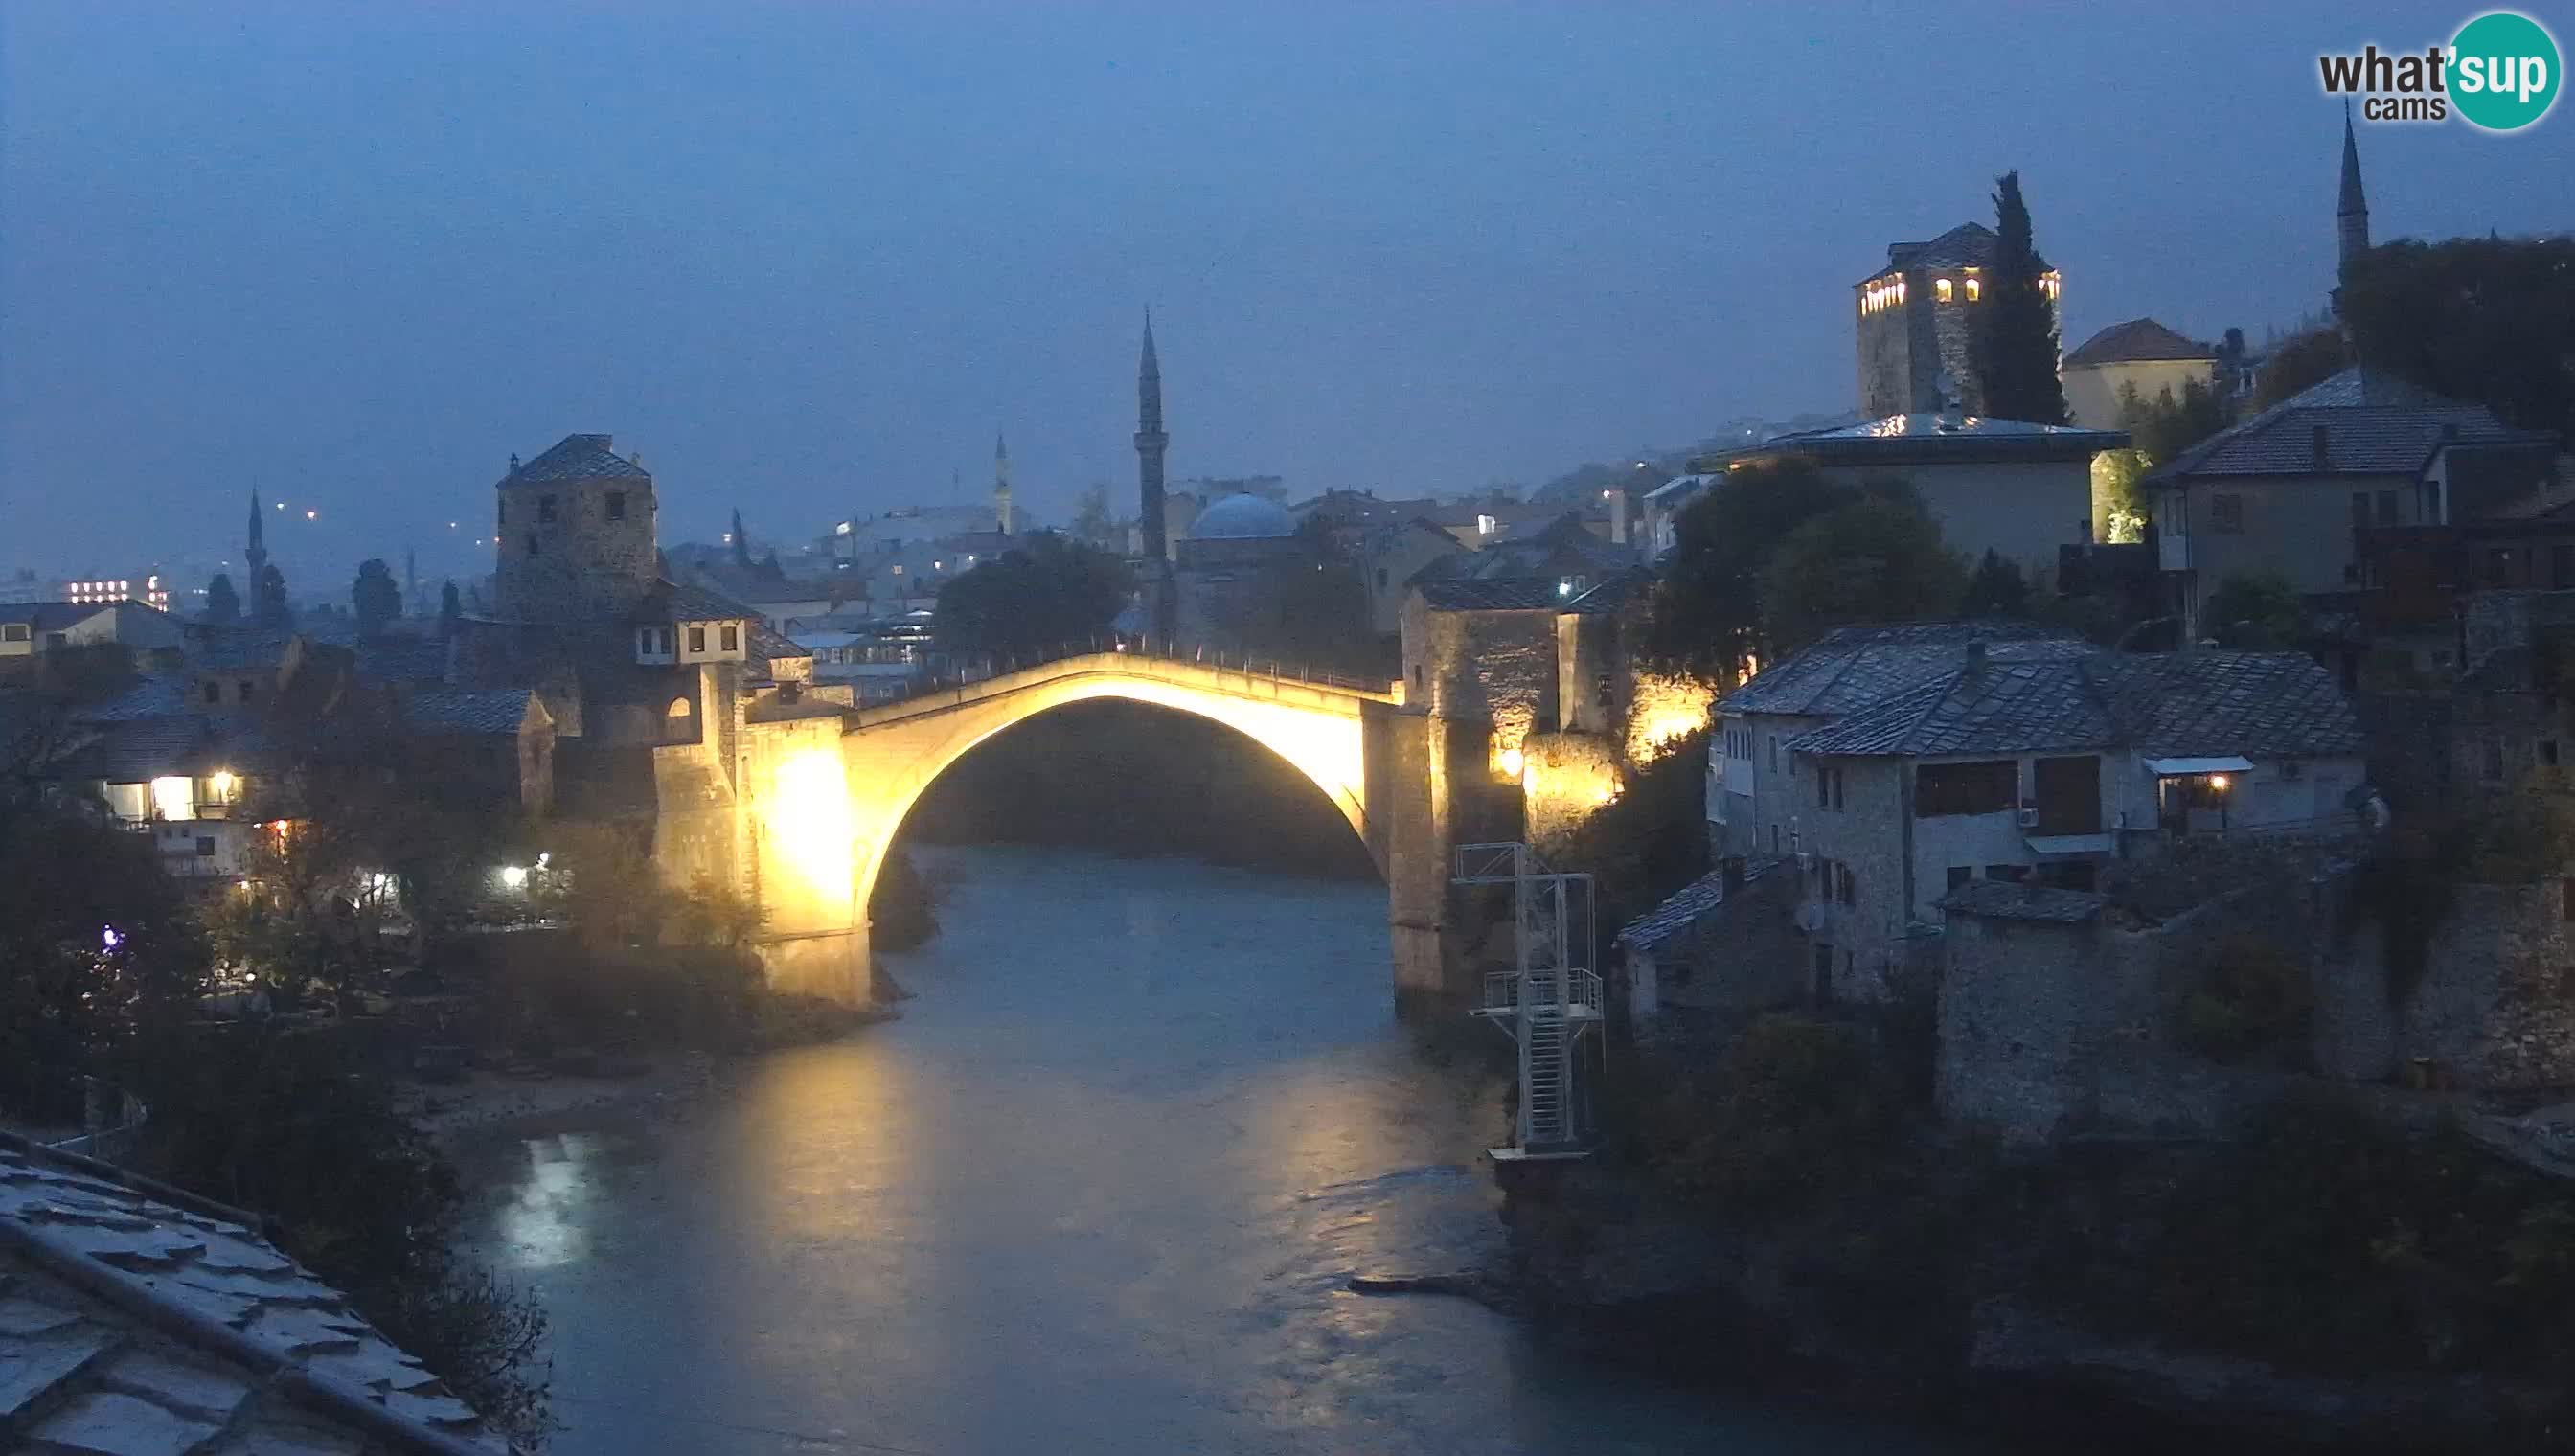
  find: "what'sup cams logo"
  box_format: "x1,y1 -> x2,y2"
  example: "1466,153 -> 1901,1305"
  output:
2319,11 -> 2560,130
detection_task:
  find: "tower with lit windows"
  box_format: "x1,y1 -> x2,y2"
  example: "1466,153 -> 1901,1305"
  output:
1854,222 -> 2060,419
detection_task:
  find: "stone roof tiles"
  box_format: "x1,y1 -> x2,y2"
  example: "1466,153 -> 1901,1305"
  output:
2149,367 -> 2548,482
1939,880 -> 2107,922
400,688 -> 536,737
2062,317 -> 2216,369
1788,649 -> 2366,760
1719,621 -> 2087,718
1615,857 -> 1786,951
1416,577 -> 1567,611
506,433 -> 648,485
0,1136 -> 507,1453
1856,221 -> 2006,285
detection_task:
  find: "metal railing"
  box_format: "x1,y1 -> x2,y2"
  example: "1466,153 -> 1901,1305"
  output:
1479,967 -> 1604,1017
858,635 -> 1387,712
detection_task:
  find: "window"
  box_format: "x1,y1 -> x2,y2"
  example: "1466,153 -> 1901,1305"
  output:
1476,513 -> 1497,535
1769,737 -> 1779,772
497,499 -> 506,526
720,624 -> 739,652
195,836 -> 216,857
1947,865 -> 1973,891
1965,276 -> 1981,302
525,534 -> 537,557
1915,760 -> 2018,817
2553,545 -> 2575,589
688,626 -> 707,654
203,681 -> 221,705
0,623 -> 26,643
1413,664 -> 1424,690
1594,673 -> 1614,708
1771,824 -> 1781,853
1935,277 -> 1953,303
1812,943 -> 1834,1001
607,490 -> 627,521
538,494 -> 558,523
2564,878 -> 2575,923
2543,740 -> 2561,767
1831,765 -> 1844,808
2350,492 -> 2370,530
668,696 -> 691,718
1816,764 -> 1830,808
2210,494 -> 2245,534
2486,548 -> 2514,586
237,680 -> 255,703
2376,489 -> 2399,525
1836,863 -> 1856,905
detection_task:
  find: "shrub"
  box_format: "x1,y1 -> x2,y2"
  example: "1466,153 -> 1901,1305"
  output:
2175,933 -> 2311,1063
1641,1014 -> 1903,1217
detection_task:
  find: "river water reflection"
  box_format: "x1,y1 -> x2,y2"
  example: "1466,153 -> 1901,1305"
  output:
461,845 -> 1984,1454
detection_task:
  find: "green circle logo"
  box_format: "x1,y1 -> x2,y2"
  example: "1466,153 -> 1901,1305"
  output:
2450,11 -> 2560,131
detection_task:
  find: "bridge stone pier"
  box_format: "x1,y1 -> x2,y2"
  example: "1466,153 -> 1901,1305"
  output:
752,650 -> 1477,1015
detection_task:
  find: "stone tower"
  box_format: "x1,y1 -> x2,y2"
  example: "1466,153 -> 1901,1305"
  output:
993,430 -> 1014,535
493,433 -> 657,623
2336,105 -> 2371,284
1135,309 -> 1174,635
242,488 -> 267,584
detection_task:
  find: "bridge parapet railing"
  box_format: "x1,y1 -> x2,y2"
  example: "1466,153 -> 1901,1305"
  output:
862,635 -> 1386,713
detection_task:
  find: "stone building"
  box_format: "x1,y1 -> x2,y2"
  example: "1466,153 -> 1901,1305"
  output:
492,433 -> 657,623
2058,318 -> 2219,431
1854,221 -> 2061,419
1173,492 -> 1306,653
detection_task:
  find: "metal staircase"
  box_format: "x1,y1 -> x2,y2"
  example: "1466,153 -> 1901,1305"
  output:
1455,842 -> 1603,1161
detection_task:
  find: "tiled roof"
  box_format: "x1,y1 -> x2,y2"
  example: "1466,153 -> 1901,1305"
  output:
1615,858 -> 1785,950
2150,367 -> 2547,482
1940,880 -> 2107,922
1416,577 -> 1567,611
0,1136 -> 507,1452
0,603 -> 113,632
649,579 -> 758,626
507,432 -> 648,484
353,636 -> 452,686
1719,621 -> 2087,718
185,631 -> 294,673
2062,318 -> 2215,369
1857,222 -> 2003,284
70,674 -> 194,724
1699,414 -> 2127,468
402,688 -> 536,737
1564,565 -> 1657,614
1789,649 -> 2366,759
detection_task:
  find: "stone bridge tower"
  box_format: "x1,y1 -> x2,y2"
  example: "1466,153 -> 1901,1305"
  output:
493,433 -> 658,623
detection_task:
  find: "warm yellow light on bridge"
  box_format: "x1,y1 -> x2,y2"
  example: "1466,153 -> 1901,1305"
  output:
771,749 -> 856,907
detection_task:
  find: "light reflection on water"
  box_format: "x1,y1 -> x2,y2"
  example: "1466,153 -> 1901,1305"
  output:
459,845 -> 1984,1456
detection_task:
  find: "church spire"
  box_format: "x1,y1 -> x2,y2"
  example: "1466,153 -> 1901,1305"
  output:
2337,102 -> 2370,280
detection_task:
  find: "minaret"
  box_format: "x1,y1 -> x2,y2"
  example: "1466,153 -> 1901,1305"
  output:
993,430 -> 1014,535
1135,308 -> 1173,636
243,488 -> 268,584
2336,104 -> 2371,286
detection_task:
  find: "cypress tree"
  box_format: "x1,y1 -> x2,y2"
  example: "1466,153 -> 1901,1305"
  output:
205,572 -> 240,625
1970,170 -> 2070,425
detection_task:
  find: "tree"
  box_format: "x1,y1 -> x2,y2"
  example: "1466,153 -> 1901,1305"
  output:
1069,482 -> 1117,547
1639,457 -> 1858,679
2253,328 -> 2351,410
2343,236 -> 2575,438
352,558 -> 400,638
253,563 -> 291,628
2200,571 -> 2306,648
1757,492 -> 1968,655
1958,550 -> 2030,618
2119,378 -> 2230,466
206,572 -> 241,626
933,531 -> 1132,661
438,581 -> 462,636
1968,170 -> 2069,424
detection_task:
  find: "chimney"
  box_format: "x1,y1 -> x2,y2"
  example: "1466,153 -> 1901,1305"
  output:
1610,489 -> 1629,546
2313,423 -> 2332,470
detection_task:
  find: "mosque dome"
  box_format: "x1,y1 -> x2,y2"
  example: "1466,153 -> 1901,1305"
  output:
1188,493 -> 1297,540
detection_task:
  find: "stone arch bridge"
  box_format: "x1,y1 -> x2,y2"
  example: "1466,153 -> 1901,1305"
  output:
742,650 -> 1474,1011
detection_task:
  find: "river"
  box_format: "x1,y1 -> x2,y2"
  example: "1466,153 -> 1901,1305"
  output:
461,844 -> 1984,1454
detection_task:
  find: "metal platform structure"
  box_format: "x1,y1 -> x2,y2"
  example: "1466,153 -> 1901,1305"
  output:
1455,842 -> 1603,1161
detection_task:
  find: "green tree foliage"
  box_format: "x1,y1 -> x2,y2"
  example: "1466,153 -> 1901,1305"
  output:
2342,235 -> 2575,438
2116,377 -> 2230,465
1757,491 -> 1968,656
1968,170 -> 2069,424
1550,728 -> 1711,957
2200,570 -> 2305,648
1640,457 -> 1856,678
352,557 -> 401,638
125,1030 -> 552,1444
252,562 -> 291,628
1068,481 -> 1117,547
206,571 -> 241,625
0,795 -> 207,1122
1957,550 -> 2031,618
1637,1015 -> 1903,1217
2176,933 -> 2313,1063
2253,327 -> 2351,410
933,530 -> 1132,660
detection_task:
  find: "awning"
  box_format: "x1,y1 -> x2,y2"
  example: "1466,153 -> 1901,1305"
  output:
2142,755 -> 2253,776
2024,833 -> 2115,856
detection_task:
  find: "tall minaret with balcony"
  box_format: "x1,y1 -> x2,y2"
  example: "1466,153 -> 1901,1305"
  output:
243,488 -> 268,585
2336,106 -> 2371,311
1135,309 -> 1174,635
993,430 -> 1014,535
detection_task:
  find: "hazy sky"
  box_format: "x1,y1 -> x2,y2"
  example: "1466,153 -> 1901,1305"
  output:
4,2 -> 2569,590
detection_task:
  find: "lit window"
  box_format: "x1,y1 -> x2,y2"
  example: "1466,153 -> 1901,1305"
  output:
1936,278 -> 1953,303
836,521 -> 853,535
1965,277 -> 1981,301
720,624 -> 738,651
1476,513 -> 1497,535
149,776 -> 194,822
668,696 -> 691,718
688,626 -> 707,653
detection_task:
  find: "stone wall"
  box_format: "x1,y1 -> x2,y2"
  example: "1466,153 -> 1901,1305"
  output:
1519,729 -> 1622,855
2317,876 -> 2575,1090
493,471 -> 658,624
1627,866 -> 1801,1031
1402,597 -> 1558,778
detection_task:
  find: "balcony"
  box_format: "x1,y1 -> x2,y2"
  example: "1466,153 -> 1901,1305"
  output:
1473,968 -> 1605,1021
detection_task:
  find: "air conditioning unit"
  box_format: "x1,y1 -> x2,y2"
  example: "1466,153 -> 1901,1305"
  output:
2017,808 -> 2039,828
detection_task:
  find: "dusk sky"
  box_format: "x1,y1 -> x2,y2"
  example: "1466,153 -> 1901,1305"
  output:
4,2 -> 2569,591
